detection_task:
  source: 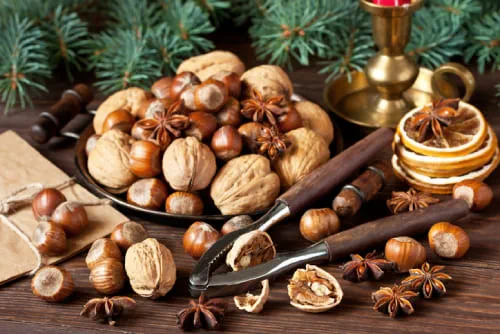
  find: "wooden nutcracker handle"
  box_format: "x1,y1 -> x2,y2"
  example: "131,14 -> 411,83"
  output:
278,127 -> 394,216
30,84 -> 93,144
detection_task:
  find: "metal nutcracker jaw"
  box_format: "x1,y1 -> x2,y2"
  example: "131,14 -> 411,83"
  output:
188,201 -> 291,298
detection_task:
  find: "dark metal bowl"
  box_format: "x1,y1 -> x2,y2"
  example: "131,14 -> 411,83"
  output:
75,121 -> 343,224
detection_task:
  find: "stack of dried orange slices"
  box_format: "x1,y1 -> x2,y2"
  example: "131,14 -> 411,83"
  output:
392,99 -> 499,194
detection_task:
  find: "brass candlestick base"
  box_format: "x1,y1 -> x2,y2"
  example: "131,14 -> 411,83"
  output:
323,0 -> 475,128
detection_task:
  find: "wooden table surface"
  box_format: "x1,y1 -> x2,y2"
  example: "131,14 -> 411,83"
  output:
1,35 -> 500,333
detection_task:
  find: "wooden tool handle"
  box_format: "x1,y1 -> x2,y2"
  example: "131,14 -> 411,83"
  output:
324,199 -> 470,262
31,84 -> 93,144
278,127 -> 394,216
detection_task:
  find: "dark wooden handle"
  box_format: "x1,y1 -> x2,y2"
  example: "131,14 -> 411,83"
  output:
30,84 -> 93,144
278,127 -> 394,216
324,199 -> 470,262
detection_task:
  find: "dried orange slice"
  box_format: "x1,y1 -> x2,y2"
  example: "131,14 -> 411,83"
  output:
392,151 -> 499,194
394,127 -> 498,177
398,101 -> 487,157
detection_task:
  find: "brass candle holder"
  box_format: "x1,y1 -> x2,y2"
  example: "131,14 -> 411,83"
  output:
324,0 -> 476,128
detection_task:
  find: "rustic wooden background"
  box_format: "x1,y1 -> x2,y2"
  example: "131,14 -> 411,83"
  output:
1,31 -> 499,333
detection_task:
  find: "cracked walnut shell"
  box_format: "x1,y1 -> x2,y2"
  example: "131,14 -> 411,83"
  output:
241,65 -> 293,100
288,264 -> 343,313
124,238 -> 176,299
294,101 -> 334,145
162,137 -> 217,192
210,154 -> 280,215
88,129 -> 137,190
176,50 -> 245,81
273,127 -> 330,189
234,279 -> 270,314
226,230 -> 276,271
93,87 -> 150,134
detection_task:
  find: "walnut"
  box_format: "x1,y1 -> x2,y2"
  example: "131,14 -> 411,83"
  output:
124,238 -> 176,299
210,154 -> 280,215
294,101 -> 334,145
176,50 -> 245,81
226,230 -> 276,271
162,137 -> 216,192
241,65 -> 293,100
273,127 -> 330,189
88,129 -> 137,190
287,264 -> 343,313
234,279 -> 270,314
93,87 -> 150,134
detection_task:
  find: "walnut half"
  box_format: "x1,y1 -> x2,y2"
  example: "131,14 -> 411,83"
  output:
287,264 -> 343,313
226,230 -> 276,271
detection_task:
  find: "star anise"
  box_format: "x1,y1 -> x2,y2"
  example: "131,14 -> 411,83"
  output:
387,188 -> 440,214
134,100 -> 190,150
255,126 -> 290,160
80,296 -> 136,326
401,262 -> 452,299
176,293 -> 227,330
341,250 -> 394,282
408,98 -> 460,142
372,284 -> 419,318
241,89 -> 289,127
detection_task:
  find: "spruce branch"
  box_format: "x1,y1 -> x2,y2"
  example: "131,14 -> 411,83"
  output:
194,0 -> 231,26
427,0 -> 481,25
230,0 -> 271,26
107,0 -> 161,35
0,16 -> 50,114
464,12 -> 500,73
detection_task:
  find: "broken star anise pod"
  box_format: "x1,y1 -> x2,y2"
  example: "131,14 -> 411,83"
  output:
80,296 -> 136,326
408,98 -> 460,142
255,126 -> 290,160
401,262 -> 452,299
372,284 -> 419,318
134,100 -> 190,150
241,89 -> 290,127
176,293 -> 227,331
342,250 -> 394,282
387,188 -> 440,214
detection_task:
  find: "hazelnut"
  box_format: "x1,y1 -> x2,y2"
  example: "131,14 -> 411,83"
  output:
221,215 -> 254,235
216,97 -> 242,127
124,238 -> 176,299
179,85 -> 197,111
184,111 -> 218,140
170,72 -> 201,100
89,258 -> 126,295
127,178 -> 168,210
131,119 -> 157,141
211,125 -> 243,160
165,191 -> 204,215
162,137 -> 217,192
277,105 -> 302,133
385,236 -> 426,272
129,140 -> 162,178
183,222 -> 220,260
452,180 -> 493,212
85,134 -> 101,156
111,221 -> 149,251
102,109 -> 136,133
211,71 -> 241,98
238,122 -> 269,152
32,188 -> 67,221
428,222 -> 470,259
294,101 -> 334,145
32,221 -> 67,256
51,202 -> 89,236
299,208 -> 340,242
138,98 -> 171,119
85,238 -> 122,270
176,51 -> 245,81
151,77 -> 174,99
194,79 -> 229,112
31,266 -> 74,302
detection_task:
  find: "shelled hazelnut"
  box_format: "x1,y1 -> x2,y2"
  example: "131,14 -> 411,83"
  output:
194,79 -> 228,113
138,98 -> 171,119
89,258 -> 126,295
151,77 -> 174,99
299,208 -> 340,242
31,266 -> 74,302
32,221 -> 68,256
129,140 -> 162,178
111,221 -> 149,251
32,188 -> 67,221
210,71 -> 241,98
165,192 -> 204,216
211,125 -> 243,160
385,237 -> 426,272
127,178 -> 168,210
102,109 -> 135,133
238,122 -> 268,152
216,97 -> 242,127
277,105 -> 302,133
170,72 -> 201,100
51,202 -> 89,236
131,119 -> 158,141
185,111 -> 218,140
428,222 -> 470,259
183,222 -> 220,260
85,238 -> 122,270
453,180 -> 493,212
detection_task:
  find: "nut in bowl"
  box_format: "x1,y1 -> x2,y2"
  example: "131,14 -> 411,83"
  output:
75,50 -> 342,223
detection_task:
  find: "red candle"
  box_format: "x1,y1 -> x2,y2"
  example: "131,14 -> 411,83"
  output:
373,0 -> 411,6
